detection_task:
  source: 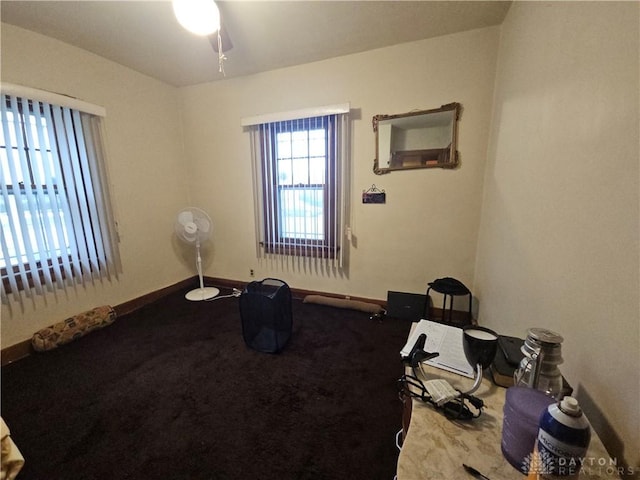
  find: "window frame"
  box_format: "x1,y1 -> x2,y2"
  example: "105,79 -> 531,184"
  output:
1,92 -> 118,298
259,115 -> 339,258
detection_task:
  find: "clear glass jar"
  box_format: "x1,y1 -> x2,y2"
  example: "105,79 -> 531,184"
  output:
514,328 -> 564,399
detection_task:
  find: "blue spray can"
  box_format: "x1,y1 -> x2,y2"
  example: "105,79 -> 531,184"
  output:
537,396 -> 591,476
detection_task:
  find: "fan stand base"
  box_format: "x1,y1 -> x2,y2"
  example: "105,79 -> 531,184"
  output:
185,287 -> 220,301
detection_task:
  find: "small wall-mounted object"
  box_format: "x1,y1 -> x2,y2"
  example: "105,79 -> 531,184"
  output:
373,103 -> 461,175
362,185 -> 386,204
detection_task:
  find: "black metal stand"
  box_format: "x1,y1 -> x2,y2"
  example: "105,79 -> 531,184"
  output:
424,277 -> 472,325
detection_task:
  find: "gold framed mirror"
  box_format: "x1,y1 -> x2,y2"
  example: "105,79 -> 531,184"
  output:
373,103 -> 460,175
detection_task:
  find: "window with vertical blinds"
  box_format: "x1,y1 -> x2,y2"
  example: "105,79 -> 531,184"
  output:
1,89 -> 120,305
244,104 -> 350,268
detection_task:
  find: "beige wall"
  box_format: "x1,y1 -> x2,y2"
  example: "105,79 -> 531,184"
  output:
475,1 -> 639,467
180,27 -> 499,303
0,23 -> 499,345
2,1 -> 638,468
0,24 -> 193,347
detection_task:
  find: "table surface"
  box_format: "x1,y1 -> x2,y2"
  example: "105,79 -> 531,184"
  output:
396,363 -> 619,480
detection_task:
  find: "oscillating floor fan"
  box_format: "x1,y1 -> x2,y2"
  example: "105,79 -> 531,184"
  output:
175,207 -> 220,301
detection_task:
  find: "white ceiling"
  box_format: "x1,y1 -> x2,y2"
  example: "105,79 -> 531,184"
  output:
1,1 -> 512,87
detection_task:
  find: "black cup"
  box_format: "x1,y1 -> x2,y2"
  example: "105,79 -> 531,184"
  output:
463,326 -> 498,369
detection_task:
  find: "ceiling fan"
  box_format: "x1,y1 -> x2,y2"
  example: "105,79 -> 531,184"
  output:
172,0 -> 232,73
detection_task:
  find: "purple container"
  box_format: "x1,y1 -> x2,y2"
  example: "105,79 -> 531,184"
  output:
501,386 -> 555,472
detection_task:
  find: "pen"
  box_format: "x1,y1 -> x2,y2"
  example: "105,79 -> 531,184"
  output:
463,463 -> 491,480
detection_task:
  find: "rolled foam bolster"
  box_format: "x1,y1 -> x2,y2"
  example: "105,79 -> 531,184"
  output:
31,305 -> 116,352
303,295 -> 383,314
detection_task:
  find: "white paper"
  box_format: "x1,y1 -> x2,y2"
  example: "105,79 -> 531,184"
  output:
400,319 -> 475,378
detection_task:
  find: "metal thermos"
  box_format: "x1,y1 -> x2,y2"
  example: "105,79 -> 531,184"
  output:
514,328 -> 564,399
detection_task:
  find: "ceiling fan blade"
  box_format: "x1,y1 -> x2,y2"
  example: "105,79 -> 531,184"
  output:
209,25 -> 233,53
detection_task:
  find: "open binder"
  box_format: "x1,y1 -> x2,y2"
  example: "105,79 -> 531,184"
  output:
400,319 -> 475,378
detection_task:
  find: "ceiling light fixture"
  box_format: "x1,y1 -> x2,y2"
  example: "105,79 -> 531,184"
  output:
172,0 -> 220,36
172,0 -> 227,76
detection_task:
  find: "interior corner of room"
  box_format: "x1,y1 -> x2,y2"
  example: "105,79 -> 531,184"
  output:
0,0 -> 638,472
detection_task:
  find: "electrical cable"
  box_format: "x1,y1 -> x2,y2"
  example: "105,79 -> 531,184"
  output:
398,371 -> 484,421
205,288 -> 242,301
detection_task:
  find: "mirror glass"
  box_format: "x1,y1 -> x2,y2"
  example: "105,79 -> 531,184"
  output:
373,103 -> 460,174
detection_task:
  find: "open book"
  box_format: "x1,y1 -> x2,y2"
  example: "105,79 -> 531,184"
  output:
400,319 -> 475,378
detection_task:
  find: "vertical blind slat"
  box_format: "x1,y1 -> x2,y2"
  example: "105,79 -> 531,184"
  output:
31,101 -> 65,289
89,115 -> 121,277
331,115 -> 338,266
21,100 -> 54,290
267,123 -> 276,257
60,107 -> 94,284
80,114 -> 110,275
250,128 -> 262,259
71,109 -> 102,277
42,103 -> 76,288
51,105 -> 85,280
0,104 -> 23,301
6,96 -> 42,295
0,183 -> 20,301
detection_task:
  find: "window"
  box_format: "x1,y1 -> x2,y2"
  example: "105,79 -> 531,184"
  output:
265,116 -> 335,251
245,105 -> 349,267
1,89 -> 120,303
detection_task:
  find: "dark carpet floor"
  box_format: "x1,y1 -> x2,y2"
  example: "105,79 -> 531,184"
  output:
1,287 -> 411,480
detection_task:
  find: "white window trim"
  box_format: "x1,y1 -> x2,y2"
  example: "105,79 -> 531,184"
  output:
241,103 -> 349,127
1,83 -> 106,118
